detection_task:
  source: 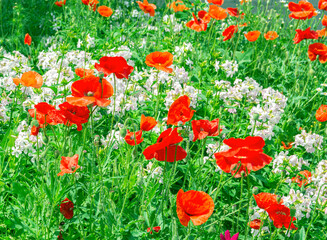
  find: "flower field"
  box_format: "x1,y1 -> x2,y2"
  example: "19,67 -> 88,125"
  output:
1,0 -> 327,239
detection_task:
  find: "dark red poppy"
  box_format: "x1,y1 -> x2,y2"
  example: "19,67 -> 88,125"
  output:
226,7 -> 240,17
167,95 -> 195,126
81,0 -> 98,11
308,43 -> 327,63
60,198 -> 74,219
186,12 -> 208,32
59,102 -> 90,131
94,56 -> 134,79
248,219 -> 261,229
140,114 -> 157,131
266,203 -> 297,230
66,75 -> 114,107
291,170 -> 312,187
28,102 -> 66,127
192,118 -> 220,141
253,192 -> 283,210
214,136 -> 272,178
288,1 -> 317,20
293,27 -> 318,44
198,10 -> 211,24
176,189 -> 214,227
223,25 -> 238,41
143,128 -> 187,162
125,130 -> 144,146
147,226 -> 161,234
31,125 -> 40,136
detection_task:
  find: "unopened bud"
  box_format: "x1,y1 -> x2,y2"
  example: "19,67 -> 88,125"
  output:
120,127 -> 127,137
290,207 -> 296,217
31,120 -> 39,128
253,113 -> 260,121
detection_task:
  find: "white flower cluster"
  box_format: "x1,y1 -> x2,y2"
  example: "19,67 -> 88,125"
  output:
11,121 -> 44,162
214,60 -> 239,78
174,42 -> 193,58
293,130 -> 323,153
272,151 -> 309,175
143,161 -> 163,184
282,189 -> 312,220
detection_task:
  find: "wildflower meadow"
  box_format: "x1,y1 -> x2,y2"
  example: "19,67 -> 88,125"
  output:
1,0 -> 327,239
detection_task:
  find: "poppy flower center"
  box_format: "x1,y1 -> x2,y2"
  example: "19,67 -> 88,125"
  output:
71,166 -> 76,171
276,211 -> 286,215
86,91 -> 94,96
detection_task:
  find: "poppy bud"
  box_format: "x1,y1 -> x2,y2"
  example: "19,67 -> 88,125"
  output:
253,113 -> 260,121
42,135 -> 49,143
120,127 -> 127,137
290,207 -> 296,217
31,119 -> 39,127
54,150 -> 60,158
252,186 -> 258,194
99,72 -> 104,80
94,135 -> 101,147
309,68 -> 315,75
206,90 -> 213,98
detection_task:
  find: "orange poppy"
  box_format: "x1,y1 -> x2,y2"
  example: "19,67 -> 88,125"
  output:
186,13 -> 208,32
55,0 -> 66,7
281,141 -> 293,150
168,0 -> 189,12
198,10 -> 211,24
214,136 -> 272,178
293,27 -> 318,44
143,128 -> 187,162
60,198 -> 74,219
66,75 -> 114,107
191,118 -> 220,141
244,31 -> 261,42
13,71 -> 43,88
207,0 -> 224,6
322,15 -> 327,26
317,28 -> 327,38
319,0 -> 327,10
291,170 -> 312,187
176,189 -> 214,227
24,33 -> 31,46
29,102 -> 66,127
253,192 -> 283,210
308,43 -> 327,63
140,114 -> 157,131
97,6 -> 113,17
75,68 -> 94,78
81,0 -> 98,11
124,130 -> 144,146
266,203 -> 297,230
288,1 -> 317,20
136,0 -> 156,17
167,95 -> 195,126
58,154 -> 80,176
316,104 -> 327,122
145,52 -> 174,73
222,25 -> 238,41
248,219 -> 261,229
264,31 -> 279,40
59,102 -> 90,131
95,56 -> 134,79
208,5 -> 227,20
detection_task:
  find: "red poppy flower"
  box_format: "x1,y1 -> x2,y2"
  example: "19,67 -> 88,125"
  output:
24,33 -> 31,46
214,136 -> 272,178
31,125 -> 40,136
208,5 -> 227,20
319,0 -> 327,10
176,189 -> 214,227
147,226 -> 161,234
293,27 -> 318,44
140,114 -> 157,131
226,8 -> 244,18
55,0 -> 66,7
13,71 -> 43,88
222,25 -> 238,41
66,75 -> 114,107
253,192 -> 283,210
192,118 -> 220,141
168,0 -> 189,12
198,10 -> 211,24
186,13 -> 208,32
58,154 -> 80,176
81,0 -> 98,11
317,28 -> 327,38
208,0 -> 224,6
248,219 -> 261,230
281,141 -> 293,150
316,104 -> 327,122
288,1 -> 317,20
244,31 -> 261,42
264,31 -> 279,40
75,68 -> 94,78
60,198 -> 74,219
97,6 -> 113,17
94,56 -> 134,79
308,43 -> 327,63
145,52 -> 174,73
125,130 -> 144,146
167,95 -> 195,126
59,102 -> 90,131
266,203 -> 297,230
322,15 -> 327,26
29,102 -> 66,127
136,0 -> 156,17
291,170 -> 312,187
143,128 -> 187,162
